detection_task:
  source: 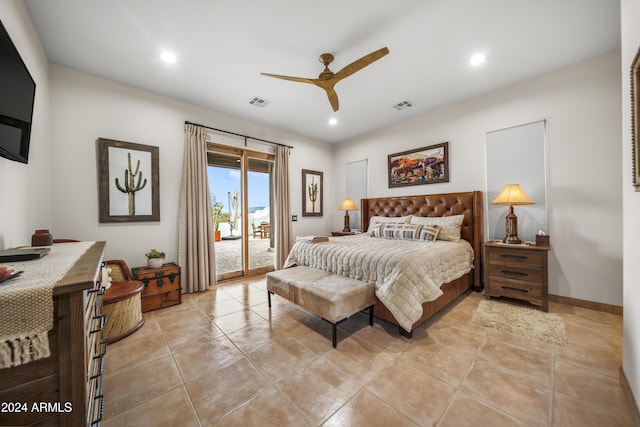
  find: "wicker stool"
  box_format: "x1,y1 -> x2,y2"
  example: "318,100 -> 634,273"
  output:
102,281 -> 145,344
101,260 -> 145,344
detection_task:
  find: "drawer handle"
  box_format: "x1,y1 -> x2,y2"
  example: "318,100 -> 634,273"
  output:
88,281 -> 106,295
501,254 -> 528,260
90,353 -> 105,380
90,314 -> 105,334
91,394 -> 105,426
500,270 -> 528,277
503,286 -> 529,293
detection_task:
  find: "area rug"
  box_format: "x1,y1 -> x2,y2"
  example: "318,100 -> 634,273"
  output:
471,300 -> 568,346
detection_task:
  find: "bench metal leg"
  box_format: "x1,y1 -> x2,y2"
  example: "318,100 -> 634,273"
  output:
267,291 -> 272,308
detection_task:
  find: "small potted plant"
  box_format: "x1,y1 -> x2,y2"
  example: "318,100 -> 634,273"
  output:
212,203 -> 223,242
145,248 -> 165,269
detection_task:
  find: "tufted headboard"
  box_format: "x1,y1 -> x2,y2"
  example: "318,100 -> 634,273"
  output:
361,191 -> 483,288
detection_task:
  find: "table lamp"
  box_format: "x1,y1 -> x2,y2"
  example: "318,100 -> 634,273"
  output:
339,198 -> 357,232
491,184 -> 534,244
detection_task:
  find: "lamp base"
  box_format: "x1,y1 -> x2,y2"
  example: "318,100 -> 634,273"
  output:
502,206 -> 521,244
343,211 -> 351,233
502,235 -> 522,244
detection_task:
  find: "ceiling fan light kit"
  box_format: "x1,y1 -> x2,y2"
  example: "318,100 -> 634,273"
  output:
261,47 -> 390,112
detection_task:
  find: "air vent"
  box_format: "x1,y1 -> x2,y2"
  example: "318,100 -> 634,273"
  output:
393,100 -> 414,111
249,96 -> 270,108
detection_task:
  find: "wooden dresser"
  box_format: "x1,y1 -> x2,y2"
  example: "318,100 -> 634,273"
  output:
132,262 -> 181,312
483,241 -> 551,311
0,241 -> 106,426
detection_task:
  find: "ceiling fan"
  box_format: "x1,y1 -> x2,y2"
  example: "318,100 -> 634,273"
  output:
261,47 -> 390,112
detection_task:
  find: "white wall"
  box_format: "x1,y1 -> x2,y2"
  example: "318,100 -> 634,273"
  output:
621,0 -> 640,412
334,51 -> 623,307
50,66 -> 333,266
0,0 -> 51,250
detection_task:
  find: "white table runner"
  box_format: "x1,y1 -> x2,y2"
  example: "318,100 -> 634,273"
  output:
0,241 -> 95,369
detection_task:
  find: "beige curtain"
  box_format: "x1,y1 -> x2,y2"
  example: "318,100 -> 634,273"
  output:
274,145 -> 293,269
178,124 -> 216,292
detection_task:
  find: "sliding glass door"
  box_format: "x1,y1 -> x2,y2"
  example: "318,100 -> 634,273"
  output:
207,145 -> 274,281
247,157 -> 274,273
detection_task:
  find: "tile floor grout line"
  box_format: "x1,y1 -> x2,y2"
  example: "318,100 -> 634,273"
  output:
433,326 -> 489,426
161,316 -> 206,427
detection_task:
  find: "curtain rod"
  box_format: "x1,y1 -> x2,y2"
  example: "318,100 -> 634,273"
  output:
184,121 -> 293,149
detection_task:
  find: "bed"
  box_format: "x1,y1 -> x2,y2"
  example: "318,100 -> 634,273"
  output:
285,190 -> 483,337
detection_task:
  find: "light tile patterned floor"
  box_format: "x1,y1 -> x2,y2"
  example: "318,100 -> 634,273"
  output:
102,277 -> 636,426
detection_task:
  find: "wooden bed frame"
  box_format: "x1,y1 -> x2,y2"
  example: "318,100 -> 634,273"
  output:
361,190 -> 483,336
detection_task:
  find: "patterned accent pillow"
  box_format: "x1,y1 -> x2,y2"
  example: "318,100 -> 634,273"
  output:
370,223 -> 440,242
410,214 -> 464,242
367,215 -> 412,233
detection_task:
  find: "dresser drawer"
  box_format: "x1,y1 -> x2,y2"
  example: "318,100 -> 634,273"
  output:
488,264 -> 543,284
489,248 -> 544,268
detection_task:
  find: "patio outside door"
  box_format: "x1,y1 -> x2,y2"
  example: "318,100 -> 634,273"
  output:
207,146 -> 274,281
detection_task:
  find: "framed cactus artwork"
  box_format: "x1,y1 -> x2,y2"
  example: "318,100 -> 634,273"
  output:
97,138 -> 160,222
302,169 -> 323,217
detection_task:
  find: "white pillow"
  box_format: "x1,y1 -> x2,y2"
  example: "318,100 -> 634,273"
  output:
410,214 -> 464,242
367,215 -> 412,234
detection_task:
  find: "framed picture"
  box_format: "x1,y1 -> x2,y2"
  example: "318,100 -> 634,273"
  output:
97,138 -> 160,222
631,48 -> 640,190
302,169 -> 323,216
388,141 -> 449,188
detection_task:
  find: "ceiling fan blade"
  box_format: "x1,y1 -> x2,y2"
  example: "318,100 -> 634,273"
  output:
325,87 -> 339,112
333,47 -> 389,82
260,72 -> 316,85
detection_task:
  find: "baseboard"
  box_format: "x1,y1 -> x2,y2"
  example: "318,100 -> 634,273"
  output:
549,293 -> 623,315
620,367 -> 640,426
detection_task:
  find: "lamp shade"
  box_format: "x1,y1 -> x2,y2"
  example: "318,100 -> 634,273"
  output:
491,184 -> 534,206
339,198 -> 357,211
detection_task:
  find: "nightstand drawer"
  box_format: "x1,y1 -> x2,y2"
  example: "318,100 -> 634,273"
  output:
489,278 -> 543,301
489,248 -> 543,268
488,264 -> 543,284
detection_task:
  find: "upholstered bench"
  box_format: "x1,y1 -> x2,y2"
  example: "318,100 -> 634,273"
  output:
266,266 -> 375,348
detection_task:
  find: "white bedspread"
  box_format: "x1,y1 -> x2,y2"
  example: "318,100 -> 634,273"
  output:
284,234 -> 474,331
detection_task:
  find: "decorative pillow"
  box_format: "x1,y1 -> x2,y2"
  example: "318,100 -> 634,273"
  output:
367,215 -> 412,233
410,214 -> 464,242
370,222 -> 440,242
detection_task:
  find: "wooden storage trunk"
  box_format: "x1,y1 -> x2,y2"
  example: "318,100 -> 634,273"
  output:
132,262 -> 182,312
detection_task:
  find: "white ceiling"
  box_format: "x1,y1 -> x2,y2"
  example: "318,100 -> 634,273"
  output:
24,0 -> 620,144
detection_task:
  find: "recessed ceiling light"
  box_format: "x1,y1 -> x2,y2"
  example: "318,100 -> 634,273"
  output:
328,118 -> 338,126
161,51 -> 176,64
470,53 -> 486,66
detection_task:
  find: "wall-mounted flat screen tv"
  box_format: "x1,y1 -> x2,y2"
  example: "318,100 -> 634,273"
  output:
0,19 -> 36,164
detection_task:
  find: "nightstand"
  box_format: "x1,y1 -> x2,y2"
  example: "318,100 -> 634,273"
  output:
483,241 -> 551,311
331,231 -> 356,236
